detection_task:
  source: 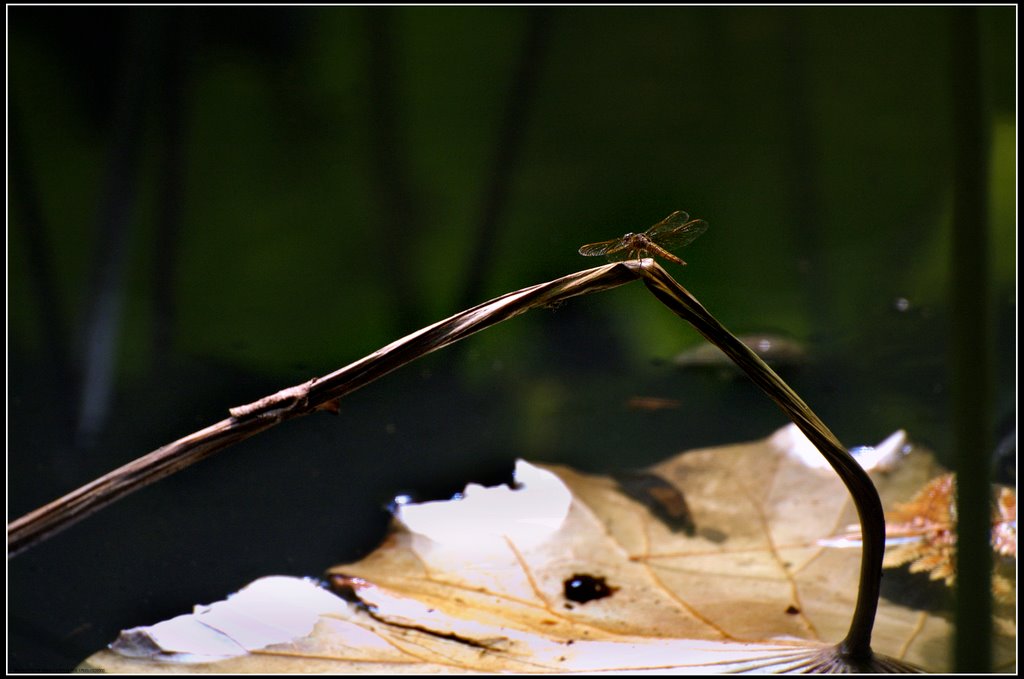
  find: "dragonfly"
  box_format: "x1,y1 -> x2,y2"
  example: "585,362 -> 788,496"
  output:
578,210 -> 708,266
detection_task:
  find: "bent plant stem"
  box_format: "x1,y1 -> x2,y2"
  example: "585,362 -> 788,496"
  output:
9,257 -> 891,669
636,259 -> 886,666
8,263 -> 641,556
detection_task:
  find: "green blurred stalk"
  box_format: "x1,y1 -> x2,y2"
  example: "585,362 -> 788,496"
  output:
949,6 -> 993,673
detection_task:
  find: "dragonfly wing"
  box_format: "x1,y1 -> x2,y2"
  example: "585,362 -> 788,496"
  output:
644,210 -> 692,237
649,217 -> 708,251
578,238 -> 627,257
604,246 -> 644,262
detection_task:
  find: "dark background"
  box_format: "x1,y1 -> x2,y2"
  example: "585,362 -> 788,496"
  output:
7,6 -> 1016,672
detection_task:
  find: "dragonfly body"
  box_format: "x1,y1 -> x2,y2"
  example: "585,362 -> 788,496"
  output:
578,211 -> 707,266
612,232 -> 688,266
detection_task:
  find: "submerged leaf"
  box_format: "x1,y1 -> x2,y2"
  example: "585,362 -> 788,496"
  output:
81,425 -> 1015,673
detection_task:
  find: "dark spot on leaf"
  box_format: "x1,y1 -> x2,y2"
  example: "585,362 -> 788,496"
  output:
785,605 -> 800,615
564,574 -> 617,603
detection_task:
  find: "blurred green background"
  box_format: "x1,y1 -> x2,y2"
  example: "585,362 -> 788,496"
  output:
7,6 -> 1015,672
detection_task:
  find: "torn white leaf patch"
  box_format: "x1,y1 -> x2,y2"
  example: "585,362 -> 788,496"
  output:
395,459 -> 572,550
110,576 -> 349,662
771,423 -> 907,473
